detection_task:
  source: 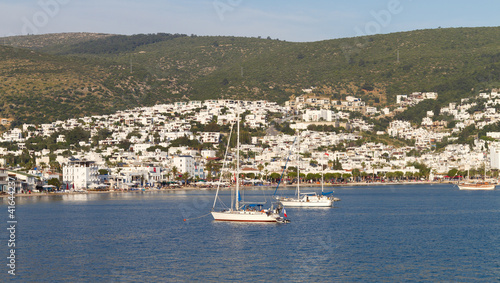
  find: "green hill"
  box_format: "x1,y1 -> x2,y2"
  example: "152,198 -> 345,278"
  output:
1,32 -> 112,52
1,27 -> 500,125
0,44 -> 172,125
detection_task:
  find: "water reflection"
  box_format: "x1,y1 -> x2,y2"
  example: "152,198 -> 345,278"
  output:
0,189 -> 219,206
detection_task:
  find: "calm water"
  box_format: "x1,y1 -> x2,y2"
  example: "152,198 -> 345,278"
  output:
1,184 -> 499,282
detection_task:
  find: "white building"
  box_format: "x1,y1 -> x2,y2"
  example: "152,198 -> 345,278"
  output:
303,109 -> 336,122
201,150 -> 217,159
1,128 -> 23,142
490,147 -> 500,170
173,155 -> 195,179
63,160 -> 99,190
487,132 -> 500,139
199,132 -> 221,144
0,168 -> 8,193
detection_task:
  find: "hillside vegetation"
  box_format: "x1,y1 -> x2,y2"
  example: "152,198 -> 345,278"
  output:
1,27 -> 500,125
0,44 -> 171,125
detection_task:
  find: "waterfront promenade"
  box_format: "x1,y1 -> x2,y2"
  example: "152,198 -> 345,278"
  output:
1,179 -> 452,198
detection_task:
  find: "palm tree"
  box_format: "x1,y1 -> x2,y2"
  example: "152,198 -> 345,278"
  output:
171,166 -> 179,181
395,171 -> 404,181
342,173 -> 352,182
269,172 -> 281,182
257,163 -> 264,175
352,168 -> 361,182
263,169 -> 269,181
405,171 -> 413,181
361,171 -> 368,182
181,172 -> 191,185
165,169 -> 172,182
332,173 -> 342,182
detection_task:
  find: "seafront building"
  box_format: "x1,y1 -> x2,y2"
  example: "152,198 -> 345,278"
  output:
1,91 -> 500,189
0,168 -> 8,193
62,160 -> 99,190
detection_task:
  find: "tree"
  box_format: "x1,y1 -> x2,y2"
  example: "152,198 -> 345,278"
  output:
447,168 -> 459,178
405,171 -> 413,180
126,130 -> 142,139
117,140 -> 132,151
171,166 -> 179,180
64,127 -> 91,146
92,128 -> 112,146
409,162 -> 431,180
361,171 -> 368,181
306,173 -> 317,182
205,160 -> 221,180
332,173 -> 342,181
245,173 -> 255,179
332,157 -> 343,170
257,164 -> 264,174
269,172 -> 281,182
342,173 -> 352,181
181,172 -> 191,185
287,171 -> 297,180
324,173 -> 335,182
47,178 -> 61,189
352,168 -> 361,181
204,122 -> 220,132
386,172 -> 396,181
395,171 -> 404,180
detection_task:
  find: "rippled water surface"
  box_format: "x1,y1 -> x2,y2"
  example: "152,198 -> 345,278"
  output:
1,184 -> 499,282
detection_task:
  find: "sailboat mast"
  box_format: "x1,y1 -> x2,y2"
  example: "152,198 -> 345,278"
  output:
297,131 -> 300,196
235,102 -> 240,210
322,152 -> 324,193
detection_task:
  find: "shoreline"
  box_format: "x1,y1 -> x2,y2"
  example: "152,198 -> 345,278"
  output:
1,180 -> 454,198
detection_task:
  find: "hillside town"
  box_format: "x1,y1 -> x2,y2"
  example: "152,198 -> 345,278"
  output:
2,89 -> 500,194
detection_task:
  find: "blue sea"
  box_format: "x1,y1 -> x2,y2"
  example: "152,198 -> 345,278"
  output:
1,184 -> 499,282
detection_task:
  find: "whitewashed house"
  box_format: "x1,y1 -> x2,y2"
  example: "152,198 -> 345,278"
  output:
63,160 -> 99,190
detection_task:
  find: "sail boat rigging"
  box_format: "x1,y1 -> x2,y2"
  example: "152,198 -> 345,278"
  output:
458,152 -> 496,190
276,131 -> 339,207
211,101 -> 289,222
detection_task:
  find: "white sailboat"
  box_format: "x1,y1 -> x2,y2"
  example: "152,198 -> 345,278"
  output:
278,131 -> 337,207
211,102 -> 289,223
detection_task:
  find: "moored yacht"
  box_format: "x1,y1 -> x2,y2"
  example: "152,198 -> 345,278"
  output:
211,102 -> 289,223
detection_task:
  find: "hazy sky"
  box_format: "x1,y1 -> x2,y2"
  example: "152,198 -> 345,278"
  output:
1,0 -> 499,42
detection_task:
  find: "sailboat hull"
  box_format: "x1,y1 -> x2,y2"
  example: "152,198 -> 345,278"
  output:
280,200 -> 333,207
458,183 -> 496,190
211,210 -> 281,222
280,195 -> 333,207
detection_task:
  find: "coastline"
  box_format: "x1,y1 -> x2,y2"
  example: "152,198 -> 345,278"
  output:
1,180 -> 453,198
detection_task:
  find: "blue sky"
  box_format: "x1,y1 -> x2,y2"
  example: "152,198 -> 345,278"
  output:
1,0 -> 499,42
